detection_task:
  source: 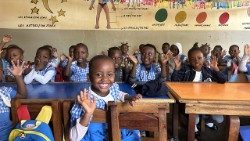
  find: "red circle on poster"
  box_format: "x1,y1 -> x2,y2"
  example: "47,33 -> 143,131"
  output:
219,12 -> 229,24
196,12 -> 207,24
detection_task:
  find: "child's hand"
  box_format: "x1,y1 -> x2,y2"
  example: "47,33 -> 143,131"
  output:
210,56 -> 219,71
221,50 -> 227,57
77,89 -> 96,115
173,55 -> 181,70
112,5 -> 116,11
60,54 -> 66,61
128,54 -> 138,65
2,35 -> 12,43
52,48 -> 58,58
159,51 -> 172,65
64,54 -> 73,62
244,44 -> 250,56
89,5 -> 94,10
9,60 -> 27,76
128,94 -> 142,106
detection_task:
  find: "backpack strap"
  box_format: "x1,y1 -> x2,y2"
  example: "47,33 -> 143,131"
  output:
9,129 -> 51,141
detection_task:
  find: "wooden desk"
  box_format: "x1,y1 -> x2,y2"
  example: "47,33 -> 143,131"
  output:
166,82 -> 250,141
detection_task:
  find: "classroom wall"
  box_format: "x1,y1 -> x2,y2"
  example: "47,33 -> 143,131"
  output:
0,28 -> 249,61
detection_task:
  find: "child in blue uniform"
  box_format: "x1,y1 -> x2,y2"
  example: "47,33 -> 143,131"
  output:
0,60 -> 27,141
70,55 -> 141,141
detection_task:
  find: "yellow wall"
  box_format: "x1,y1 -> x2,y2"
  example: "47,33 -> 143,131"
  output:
0,28 -> 249,61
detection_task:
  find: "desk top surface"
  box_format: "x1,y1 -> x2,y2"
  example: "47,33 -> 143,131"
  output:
166,82 -> 250,102
0,82 -> 136,99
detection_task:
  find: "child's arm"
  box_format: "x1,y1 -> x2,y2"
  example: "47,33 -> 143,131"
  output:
127,54 -> 138,83
9,60 -> 27,98
239,44 -> 250,72
0,35 -> 12,51
70,89 -> 96,141
158,52 -> 171,80
171,56 -> 185,81
210,56 -> 227,83
33,69 -> 56,84
64,54 -> 73,77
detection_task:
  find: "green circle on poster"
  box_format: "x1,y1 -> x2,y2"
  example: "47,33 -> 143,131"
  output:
155,8 -> 168,22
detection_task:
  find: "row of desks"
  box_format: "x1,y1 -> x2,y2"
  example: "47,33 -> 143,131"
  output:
2,82 -> 249,141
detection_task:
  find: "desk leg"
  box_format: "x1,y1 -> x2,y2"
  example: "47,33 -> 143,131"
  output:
188,114 -> 195,141
227,116 -> 240,141
173,103 -> 179,140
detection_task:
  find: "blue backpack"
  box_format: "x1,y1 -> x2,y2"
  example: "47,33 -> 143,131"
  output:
9,106 -> 55,141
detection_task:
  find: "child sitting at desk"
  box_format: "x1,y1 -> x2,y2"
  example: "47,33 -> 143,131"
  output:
70,55 -> 141,141
64,43 -> 89,82
24,45 -> 56,84
4,45 -> 24,82
0,60 -> 27,141
171,46 -> 227,136
107,47 -> 130,82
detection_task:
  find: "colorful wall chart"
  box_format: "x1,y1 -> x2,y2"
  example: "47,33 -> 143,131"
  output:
0,0 -> 250,30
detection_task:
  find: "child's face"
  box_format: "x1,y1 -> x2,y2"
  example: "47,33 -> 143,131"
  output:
110,50 -> 122,69
162,46 -> 170,54
211,48 -> 222,58
201,46 -> 210,56
74,47 -> 88,63
229,46 -> 240,58
170,46 -> 179,57
90,60 -> 115,96
7,48 -> 23,64
189,50 -> 204,71
121,45 -> 129,54
141,46 -> 156,66
35,49 -> 50,66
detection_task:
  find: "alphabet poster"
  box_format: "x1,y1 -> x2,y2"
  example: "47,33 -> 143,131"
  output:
0,0 -> 250,30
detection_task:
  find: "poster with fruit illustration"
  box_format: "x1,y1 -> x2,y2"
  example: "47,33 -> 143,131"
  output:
0,0 -> 250,30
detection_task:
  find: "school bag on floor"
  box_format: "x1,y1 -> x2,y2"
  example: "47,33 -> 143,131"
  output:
9,105 -> 55,141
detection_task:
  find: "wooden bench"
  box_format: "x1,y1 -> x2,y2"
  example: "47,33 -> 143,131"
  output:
11,99 -> 63,141
109,98 -> 174,141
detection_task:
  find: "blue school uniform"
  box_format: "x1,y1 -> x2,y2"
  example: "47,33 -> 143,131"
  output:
129,63 -> 161,85
70,83 -> 140,141
70,61 -> 89,82
0,86 -> 17,141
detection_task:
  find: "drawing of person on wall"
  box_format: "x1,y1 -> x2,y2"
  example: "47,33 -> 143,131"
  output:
89,0 -> 116,29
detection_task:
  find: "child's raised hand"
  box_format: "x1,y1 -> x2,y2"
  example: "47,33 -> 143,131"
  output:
2,35 -> 12,43
77,89 -> 96,115
128,54 -> 138,65
159,51 -> 172,65
210,56 -> 219,71
221,50 -> 227,57
60,54 -> 66,61
244,44 -> 250,56
9,60 -> 27,76
64,53 -> 73,62
173,55 -> 181,70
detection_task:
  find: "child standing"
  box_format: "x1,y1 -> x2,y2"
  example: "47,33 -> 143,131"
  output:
0,60 -> 27,141
24,46 -> 56,84
5,45 -> 24,82
89,0 -> 116,29
70,55 -> 141,141
64,43 -> 89,82
171,46 -> 227,136
108,47 -> 130,82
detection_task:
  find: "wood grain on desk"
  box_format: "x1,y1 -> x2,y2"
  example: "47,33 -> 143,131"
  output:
166,82 -> 250,115
166,82 -> 250,101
